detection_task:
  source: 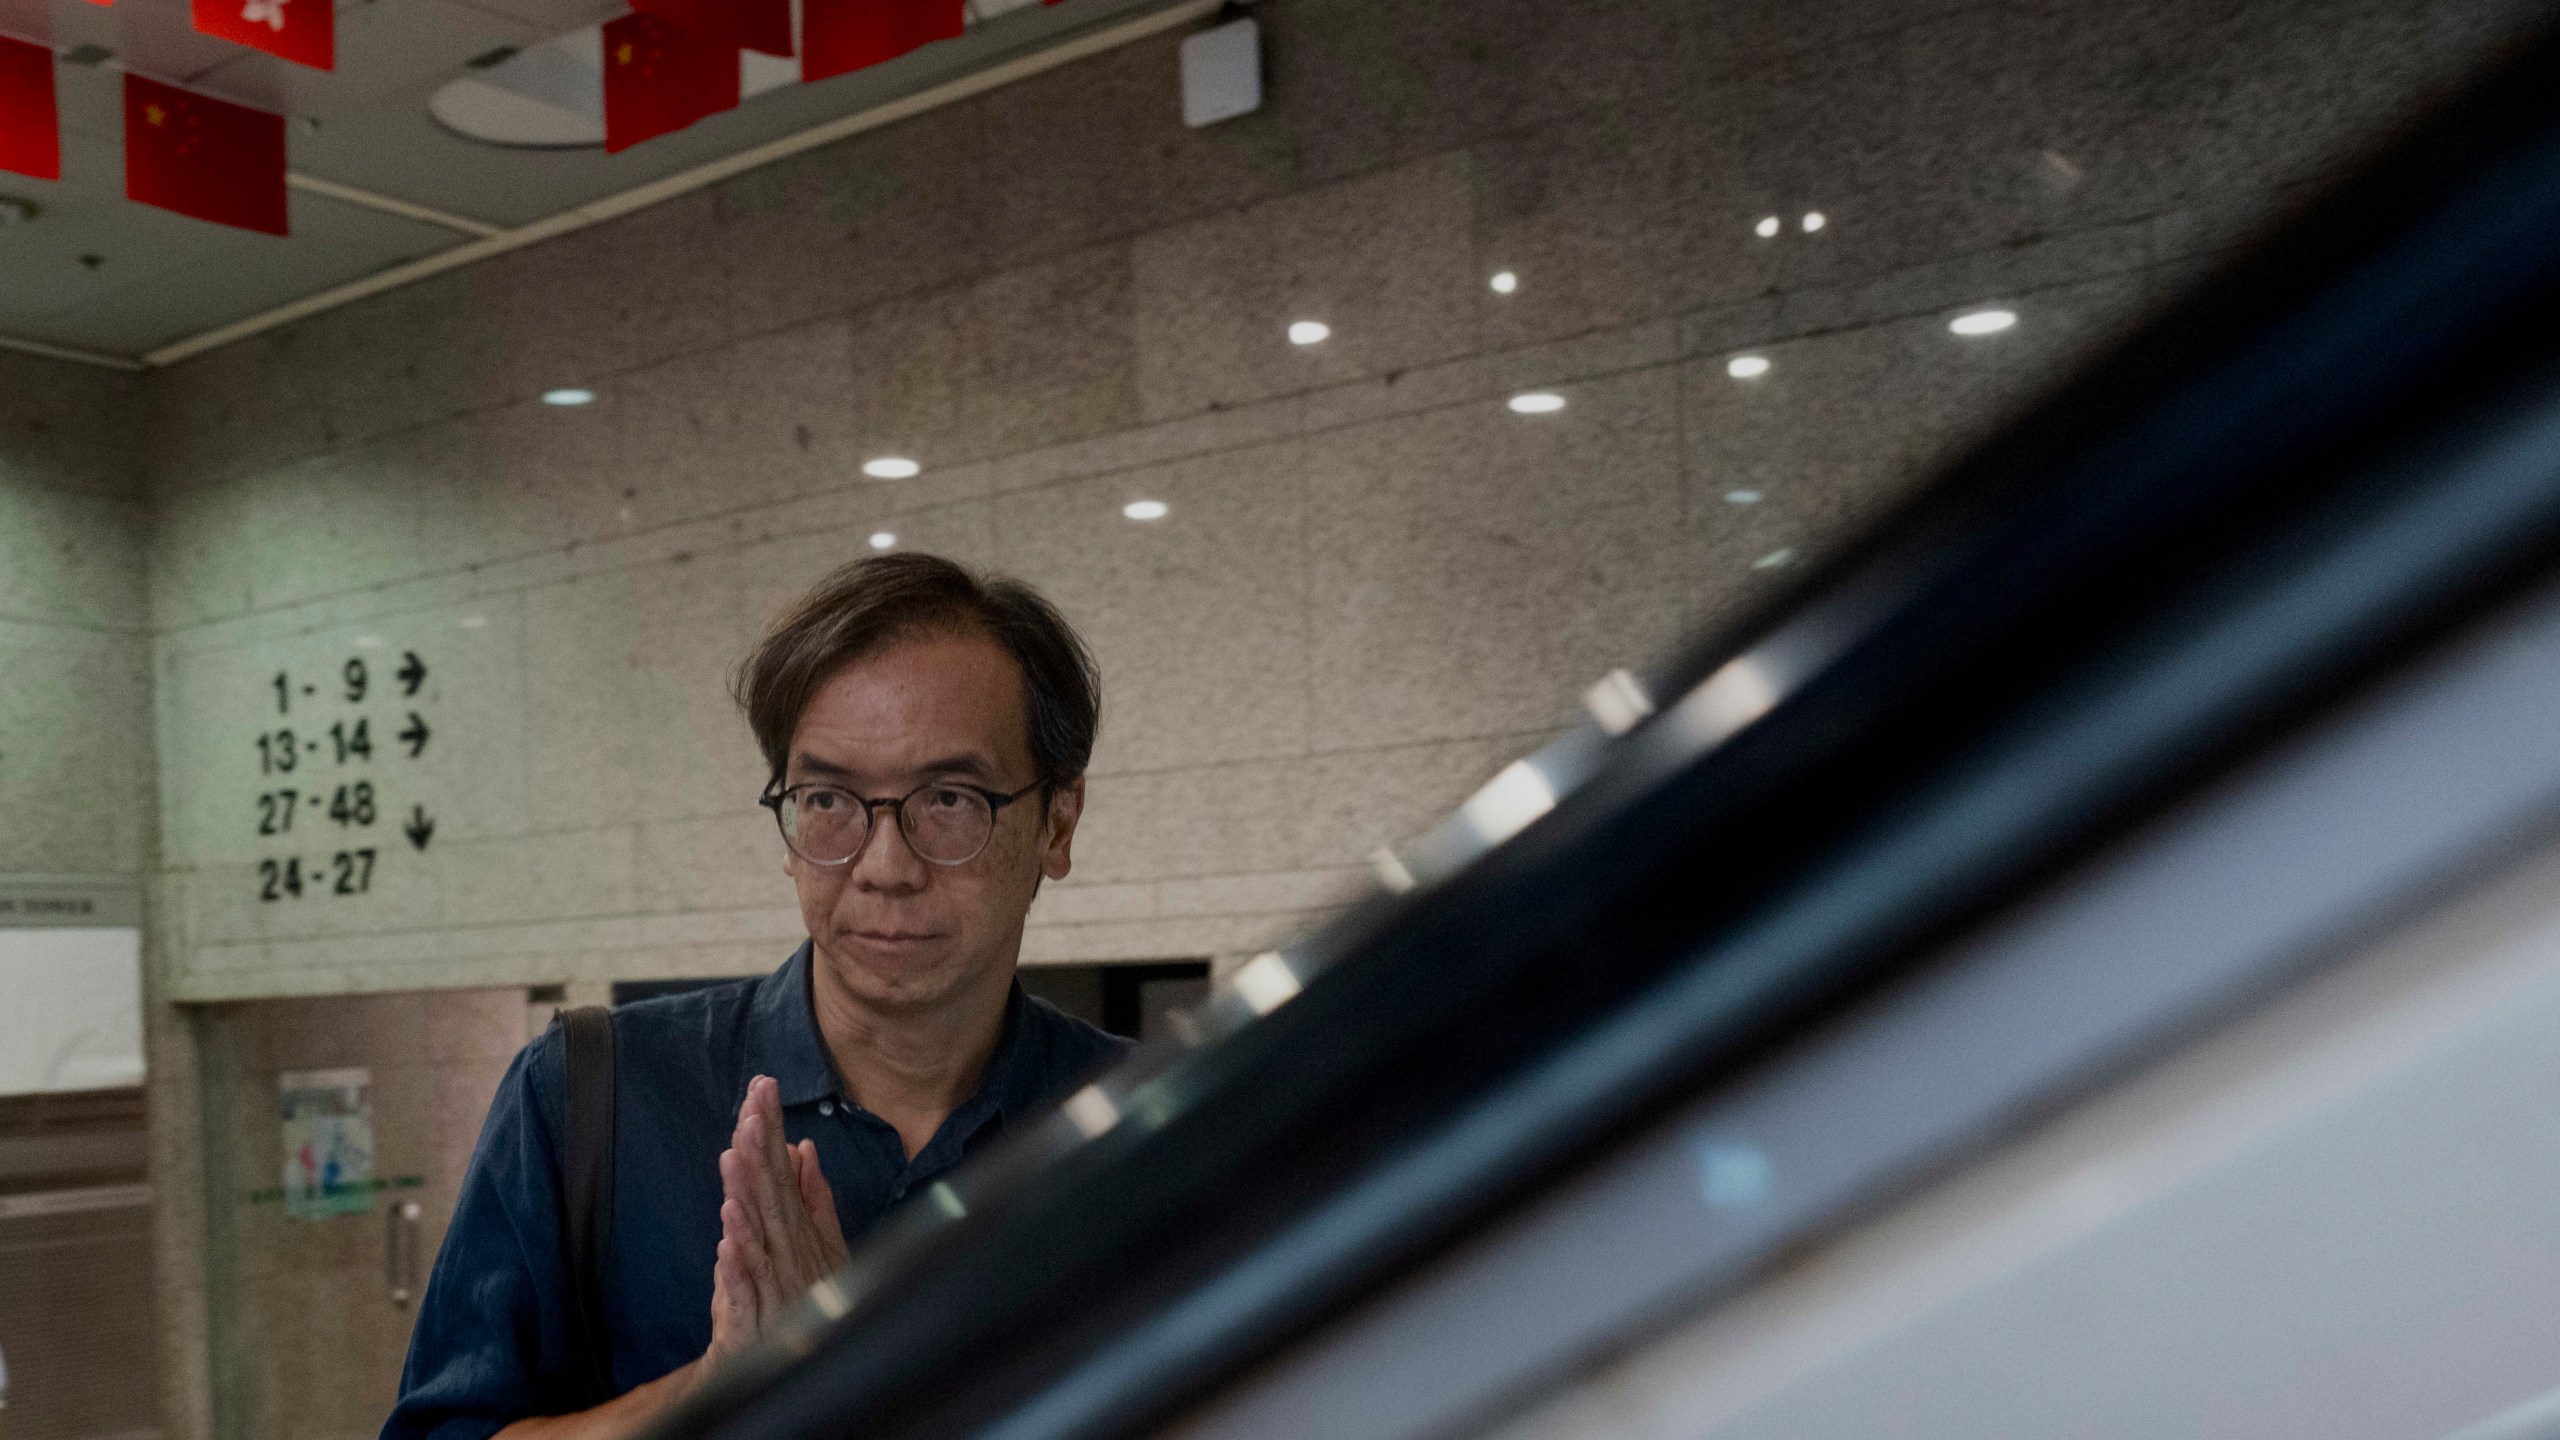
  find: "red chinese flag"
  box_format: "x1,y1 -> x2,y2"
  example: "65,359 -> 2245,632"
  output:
634,0 -> 791,57
602,12 -> 741,154
803,0 -> 964,83
191,0 -> 332,71
0,36 -> 59,181
124,75 -> 287,235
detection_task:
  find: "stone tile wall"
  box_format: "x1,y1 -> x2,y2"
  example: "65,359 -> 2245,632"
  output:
0,347 -> 194,1440
0,349 -> 151,881
137,0 -> 2549,1005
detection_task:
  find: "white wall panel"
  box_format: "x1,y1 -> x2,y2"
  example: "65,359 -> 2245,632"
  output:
0,928 -> 143,1096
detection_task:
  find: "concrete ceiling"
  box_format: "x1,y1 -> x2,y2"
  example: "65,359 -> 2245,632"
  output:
0,0 -> 1185,363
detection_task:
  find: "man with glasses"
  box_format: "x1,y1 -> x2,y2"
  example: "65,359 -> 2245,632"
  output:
386,555 -> 1131,1440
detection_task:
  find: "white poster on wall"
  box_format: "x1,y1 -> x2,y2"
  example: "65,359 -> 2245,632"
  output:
0,927 -> 144,1096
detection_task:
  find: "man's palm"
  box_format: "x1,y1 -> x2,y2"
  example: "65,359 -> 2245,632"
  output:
709,1076 -> 850,1361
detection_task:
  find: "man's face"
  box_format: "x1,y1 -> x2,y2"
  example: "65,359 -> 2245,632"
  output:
781,628 -> 1082,1015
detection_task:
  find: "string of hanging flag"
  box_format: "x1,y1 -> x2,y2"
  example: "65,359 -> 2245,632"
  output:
0,0 -> 1052,236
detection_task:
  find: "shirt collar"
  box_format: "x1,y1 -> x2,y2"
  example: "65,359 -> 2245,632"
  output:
745,941 -> 1054,1123
973,983 -> 1048,1127
744,943 -> 843,1108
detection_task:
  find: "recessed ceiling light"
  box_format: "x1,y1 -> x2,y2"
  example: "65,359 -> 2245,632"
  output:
1800,211 -> 1827,233
460,615 -> 489,629
1124,499 -> 1169,521
1288,320 -> 1331,345
1754,215 -> 1781,239
1725,489 -> 1762,505
862,456 -> 921,479
1727,355 -> 1771,379
541,388 -> 594,407
1753,547 -> 1796,570
1507,392 -> 1566,415
1949,308 -> 2018,336
0,197 -> 38,225
869,532 -> 896,550
1489,270 -> 1519,294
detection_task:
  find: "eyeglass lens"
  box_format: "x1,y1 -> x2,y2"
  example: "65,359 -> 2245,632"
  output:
778,785 -> 998,866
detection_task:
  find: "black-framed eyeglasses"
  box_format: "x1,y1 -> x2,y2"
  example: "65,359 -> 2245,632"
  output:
758,778 -> 1045,868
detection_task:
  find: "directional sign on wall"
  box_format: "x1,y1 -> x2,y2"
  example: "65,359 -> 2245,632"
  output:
244,647 -> 437,904
159,591 -> 543,998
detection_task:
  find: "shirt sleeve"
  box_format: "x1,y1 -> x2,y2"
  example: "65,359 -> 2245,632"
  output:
381,1030 -> 583,1440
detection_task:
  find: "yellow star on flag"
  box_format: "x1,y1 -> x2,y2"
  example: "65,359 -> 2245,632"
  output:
616,42 -> 635,64
145,104 -> 168,125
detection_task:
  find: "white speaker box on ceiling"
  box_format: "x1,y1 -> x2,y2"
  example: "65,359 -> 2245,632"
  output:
1181,16 -> 1262,128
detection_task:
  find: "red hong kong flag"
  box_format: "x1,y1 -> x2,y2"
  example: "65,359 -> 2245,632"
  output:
635,0 -> 791,58
124,75 -> 287,235
0,36 -> 59,181
192,0 -> 332,71
803,0 -> 964,83
602,11 -> 741,154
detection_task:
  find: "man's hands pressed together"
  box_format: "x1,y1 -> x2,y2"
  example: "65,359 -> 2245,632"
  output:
484,1078 -> 853,1440
710,1076 -> 852,1364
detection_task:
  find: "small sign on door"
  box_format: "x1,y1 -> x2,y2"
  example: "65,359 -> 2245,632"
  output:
279,1067 -> 374,1220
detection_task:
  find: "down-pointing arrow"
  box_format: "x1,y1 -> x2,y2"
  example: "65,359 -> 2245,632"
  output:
398,712 -> 431,759
404,806 -> 435,851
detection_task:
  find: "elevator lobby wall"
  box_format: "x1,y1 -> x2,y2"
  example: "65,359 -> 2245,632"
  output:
1,348 -> 150,885
0,347 -> 188,1440
139,0 -> 2540,1013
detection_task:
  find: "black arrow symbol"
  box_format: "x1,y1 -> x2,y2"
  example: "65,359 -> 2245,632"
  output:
398,712 -> 430,759
404,806 -> 435,852
397,651 -> 428,697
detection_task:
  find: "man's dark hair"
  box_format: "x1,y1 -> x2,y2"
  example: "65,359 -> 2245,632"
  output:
733,553 -> 1101,790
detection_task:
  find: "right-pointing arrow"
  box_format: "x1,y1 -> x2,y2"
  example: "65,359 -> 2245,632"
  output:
398,712 -> 431,759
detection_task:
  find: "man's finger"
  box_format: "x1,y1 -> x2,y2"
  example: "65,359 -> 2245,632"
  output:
793,1140 -> 848,1268
719,1150 -> 767,1248
724,1163 -> 790,1317
741,1076 -> 837,1284
754,1078 -> 799,1197
726,1100 -> 770,1220
720,1194 -> 756,1252
740,1086 -> 789,1193
717,1235 -> 773,1353
738,1110 -> 799,1261
731,1079 -> 763,1154
730,1200 -> 787,1317
734,1077 -> 782,1191
712,1237 -> 754,1355
740,1112 -> 827,1285
767,1126 -> 831,1274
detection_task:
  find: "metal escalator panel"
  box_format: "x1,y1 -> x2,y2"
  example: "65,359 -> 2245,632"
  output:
1178,546 -> 2560,1440
649,16 -> 2560,1440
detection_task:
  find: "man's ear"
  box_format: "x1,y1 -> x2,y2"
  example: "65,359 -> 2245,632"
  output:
1040,777 -> 1085,882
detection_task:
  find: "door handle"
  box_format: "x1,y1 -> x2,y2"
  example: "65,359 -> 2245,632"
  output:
387,1199 -> 422,1306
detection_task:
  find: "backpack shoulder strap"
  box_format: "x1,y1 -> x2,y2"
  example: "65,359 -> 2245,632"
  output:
558,1005 -> 617,1406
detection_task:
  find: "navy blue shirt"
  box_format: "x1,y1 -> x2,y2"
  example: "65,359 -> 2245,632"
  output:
384,946 -> 1130,1440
